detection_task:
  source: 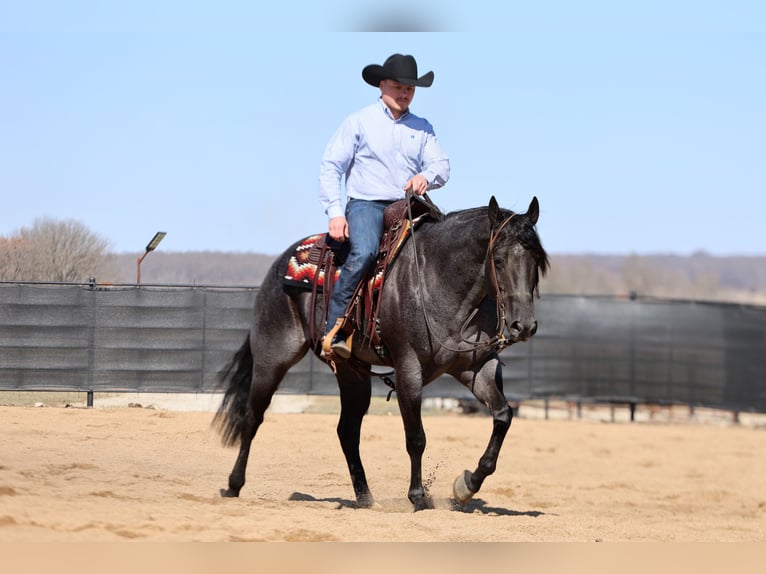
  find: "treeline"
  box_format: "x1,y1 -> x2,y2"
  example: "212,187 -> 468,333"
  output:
2,218 -> 765,305
542,253 -> 766,305
109,250 -> 766,306
106,252 -> 275,286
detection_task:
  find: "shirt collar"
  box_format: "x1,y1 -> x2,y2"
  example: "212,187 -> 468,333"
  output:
377,97 -> 410,121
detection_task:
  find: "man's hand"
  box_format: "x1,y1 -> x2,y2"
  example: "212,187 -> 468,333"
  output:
404,175 -> 429,196
328,216 -> 349,241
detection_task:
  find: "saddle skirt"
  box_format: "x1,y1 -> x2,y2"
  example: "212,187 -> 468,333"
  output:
283,195 -> 441,358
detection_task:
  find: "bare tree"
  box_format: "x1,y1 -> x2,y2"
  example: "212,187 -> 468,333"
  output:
1,218 -> 112,282
0,237 -> 32,280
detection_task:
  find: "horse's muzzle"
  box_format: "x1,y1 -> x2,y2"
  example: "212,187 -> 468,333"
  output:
507,319 -> 538,342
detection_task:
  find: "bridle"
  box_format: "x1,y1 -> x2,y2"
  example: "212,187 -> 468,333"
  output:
478,211 -> 519,351
407,196 -> 520,355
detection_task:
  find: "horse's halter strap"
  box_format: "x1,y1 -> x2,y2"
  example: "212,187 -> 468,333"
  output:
407,195 -> 518,355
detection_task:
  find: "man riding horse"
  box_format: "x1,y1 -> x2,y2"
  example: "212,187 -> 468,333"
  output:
214,53 -> 548,512
318,53 -> 450,359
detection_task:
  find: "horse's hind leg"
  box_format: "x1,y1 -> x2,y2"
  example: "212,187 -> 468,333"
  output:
221,393 -> 257,497
220,356 -> 290,497
335,362 -> 374,508
451,356 -> 512,504
221,293 -> 309,498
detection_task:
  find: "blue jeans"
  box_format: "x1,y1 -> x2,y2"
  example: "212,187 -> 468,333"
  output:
325,198 -> 391,335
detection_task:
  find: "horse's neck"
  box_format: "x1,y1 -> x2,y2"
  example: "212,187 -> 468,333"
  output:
415,212 -> 490,308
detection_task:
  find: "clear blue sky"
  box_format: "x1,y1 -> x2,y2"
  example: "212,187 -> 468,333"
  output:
1,1 -> 763,256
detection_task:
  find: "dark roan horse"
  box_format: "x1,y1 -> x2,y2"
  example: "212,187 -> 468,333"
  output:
214,196 -> 549,511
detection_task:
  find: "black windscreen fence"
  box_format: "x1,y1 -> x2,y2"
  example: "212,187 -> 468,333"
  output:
1,284 -> 764,412
503,295 -> 765,412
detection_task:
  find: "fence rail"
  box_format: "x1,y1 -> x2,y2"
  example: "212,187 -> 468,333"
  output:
1,283 -> 764,413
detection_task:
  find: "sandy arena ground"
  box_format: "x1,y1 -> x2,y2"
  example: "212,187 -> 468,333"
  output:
1,394 -> 764,544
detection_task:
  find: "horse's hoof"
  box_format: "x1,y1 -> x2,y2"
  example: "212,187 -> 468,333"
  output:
412,495 -> 434,512
452,470 -> 475,504
220,488 -> 239,498
356,494 -> 375,509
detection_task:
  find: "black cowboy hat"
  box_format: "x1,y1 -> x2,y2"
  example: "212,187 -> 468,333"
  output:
362,54 -> 434,88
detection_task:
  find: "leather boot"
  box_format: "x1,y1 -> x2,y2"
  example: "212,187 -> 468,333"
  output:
331,332 -> 353,360
322,318 -> 351,359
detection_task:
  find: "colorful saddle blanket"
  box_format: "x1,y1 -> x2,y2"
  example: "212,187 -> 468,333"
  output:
283,195 -> 437,292
283,234 -> 348,290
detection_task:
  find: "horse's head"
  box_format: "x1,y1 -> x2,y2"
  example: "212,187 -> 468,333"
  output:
486,196 -> 549,343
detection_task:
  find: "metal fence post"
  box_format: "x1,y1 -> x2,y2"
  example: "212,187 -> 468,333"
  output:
200,289 -> 208,392
86,281 -> 97,407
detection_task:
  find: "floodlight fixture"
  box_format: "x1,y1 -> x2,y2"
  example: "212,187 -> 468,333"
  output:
145,231 -> 167,253
137,231 -> 167,285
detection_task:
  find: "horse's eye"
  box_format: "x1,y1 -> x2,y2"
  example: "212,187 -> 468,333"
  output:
494,258 -> 505,270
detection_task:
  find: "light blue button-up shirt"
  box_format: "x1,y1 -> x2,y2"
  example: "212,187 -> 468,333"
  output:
319,98 -> 450,219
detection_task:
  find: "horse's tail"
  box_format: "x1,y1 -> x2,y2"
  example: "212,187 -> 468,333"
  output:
212,333 -> 253,447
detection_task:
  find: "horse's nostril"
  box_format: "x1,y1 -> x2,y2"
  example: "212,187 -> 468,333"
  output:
509,320 -> 537,338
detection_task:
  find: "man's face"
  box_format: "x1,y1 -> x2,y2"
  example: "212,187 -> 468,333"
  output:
380,79 -> 415,118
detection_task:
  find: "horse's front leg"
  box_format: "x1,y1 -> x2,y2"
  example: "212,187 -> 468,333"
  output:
395,367 -> 433,511
452,356 -> 512,504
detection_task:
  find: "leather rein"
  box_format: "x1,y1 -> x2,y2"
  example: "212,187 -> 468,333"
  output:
407,195 -> 518,355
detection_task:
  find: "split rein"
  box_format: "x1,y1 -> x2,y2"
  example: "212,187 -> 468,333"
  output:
406,194 -> 517,355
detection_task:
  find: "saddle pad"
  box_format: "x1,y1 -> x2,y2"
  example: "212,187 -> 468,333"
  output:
283,196 -> 433,292
283,233 -> 388,292
283,234 -> 341,288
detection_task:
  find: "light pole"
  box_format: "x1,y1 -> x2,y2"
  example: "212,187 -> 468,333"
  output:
136,231 -> 166,285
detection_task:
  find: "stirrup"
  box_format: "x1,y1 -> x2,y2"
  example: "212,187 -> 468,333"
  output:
322,318 -> 353,361
322,318 -> 345,356
331,334 -> 352,360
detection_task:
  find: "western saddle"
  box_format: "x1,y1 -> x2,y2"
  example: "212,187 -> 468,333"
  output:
307,194 -> 443,363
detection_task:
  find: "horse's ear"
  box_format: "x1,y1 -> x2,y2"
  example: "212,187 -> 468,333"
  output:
527,196 -> 540,225
488,196 -> 502,226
